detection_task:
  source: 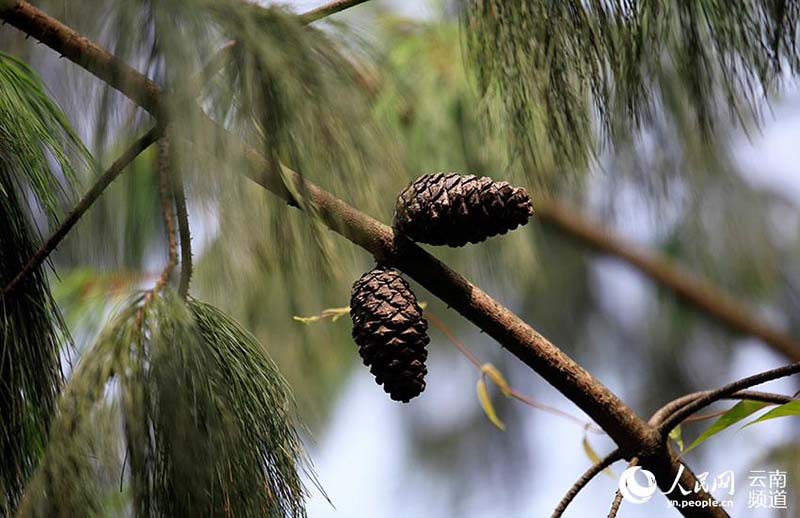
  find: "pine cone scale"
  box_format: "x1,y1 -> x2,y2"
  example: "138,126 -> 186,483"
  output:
350,267 -> 429,403
394,172 -> 534,247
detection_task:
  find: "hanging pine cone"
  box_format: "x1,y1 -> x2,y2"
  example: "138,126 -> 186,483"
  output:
393,172 -> 534,247
350,266 -> 429,403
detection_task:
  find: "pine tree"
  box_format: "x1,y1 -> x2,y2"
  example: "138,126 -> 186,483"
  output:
1,1 -> 799,516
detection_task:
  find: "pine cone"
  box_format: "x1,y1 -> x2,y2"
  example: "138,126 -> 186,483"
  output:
394,172 -> 534,247
350,266 -> 429,402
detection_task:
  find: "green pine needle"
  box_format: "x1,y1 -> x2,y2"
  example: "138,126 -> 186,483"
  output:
462,0 -> 800,175
19,291 -> 312,517
0,50 -> 88,515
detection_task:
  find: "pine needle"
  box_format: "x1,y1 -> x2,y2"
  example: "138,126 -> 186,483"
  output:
461,1 -> 800,176
0,50 -> 88,515
19,291 -> 312,517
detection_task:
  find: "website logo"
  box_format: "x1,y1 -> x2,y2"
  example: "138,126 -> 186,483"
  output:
618,467 -> 658,504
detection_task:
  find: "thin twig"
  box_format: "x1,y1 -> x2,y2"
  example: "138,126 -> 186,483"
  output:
657,362 -> 800,436
426,309 -> 603,433
135,134 -> 179,326
299,0 -> 372,24
198,0 -> 374,84
650,390 -> 794,427
681,390 -> 795,424
172,167 -> 192,299
607,457 -> 638,518
607,489 -> 624,518
508,389 -> 603,433
119,449 -> 128,492
153,134 -> 178,292
3,126 -> 162,296
552,448 -> 623,517
425,310 -> 481,367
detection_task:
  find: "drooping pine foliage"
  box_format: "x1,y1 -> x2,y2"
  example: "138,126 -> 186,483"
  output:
43,0 -> 404,281
0,52 -> 87,514
20,291 -> 310,517
210,4 -> 391,194
461,1 -> 800,177
201,2 -> 404,272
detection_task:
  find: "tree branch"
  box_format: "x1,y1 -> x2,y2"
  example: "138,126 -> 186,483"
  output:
174,179 -> 192,299
299,0 -> 373,24
154,134 -> 178,291
553,389 -> 794,517
2,126 -> 162,296
552,448 -> 623,517
537,199 -> 800,362
657,364 -> 800,435
0,3 -> 727,514
650,390 -> 794,428
172,167 -> 192,298
608,489 -> 624,518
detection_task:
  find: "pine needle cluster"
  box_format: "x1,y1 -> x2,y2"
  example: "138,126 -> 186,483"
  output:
462,1 -> 800,176
19,291 -> 310,517
0,51 -> 87,514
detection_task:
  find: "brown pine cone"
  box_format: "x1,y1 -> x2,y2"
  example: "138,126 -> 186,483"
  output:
393,172 -> 534,247
350,266 -> 429,402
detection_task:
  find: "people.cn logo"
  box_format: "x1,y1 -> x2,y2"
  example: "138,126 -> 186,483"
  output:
619,467 -> 658,504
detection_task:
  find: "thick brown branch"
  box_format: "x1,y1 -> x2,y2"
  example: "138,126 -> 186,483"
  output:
537,200 -> 800,362
0,3 -> 726,515
0,2 -> 161,115
2,126 -> 162,295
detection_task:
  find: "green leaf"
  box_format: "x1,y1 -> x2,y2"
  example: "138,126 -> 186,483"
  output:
477,376 -> 505,431
292,306 -> 351,324
669,424 -> 684,452
683,400 -> 770,454
582,436 -> 614,479
742,400 -> 800,429
480,363 -> 512,397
